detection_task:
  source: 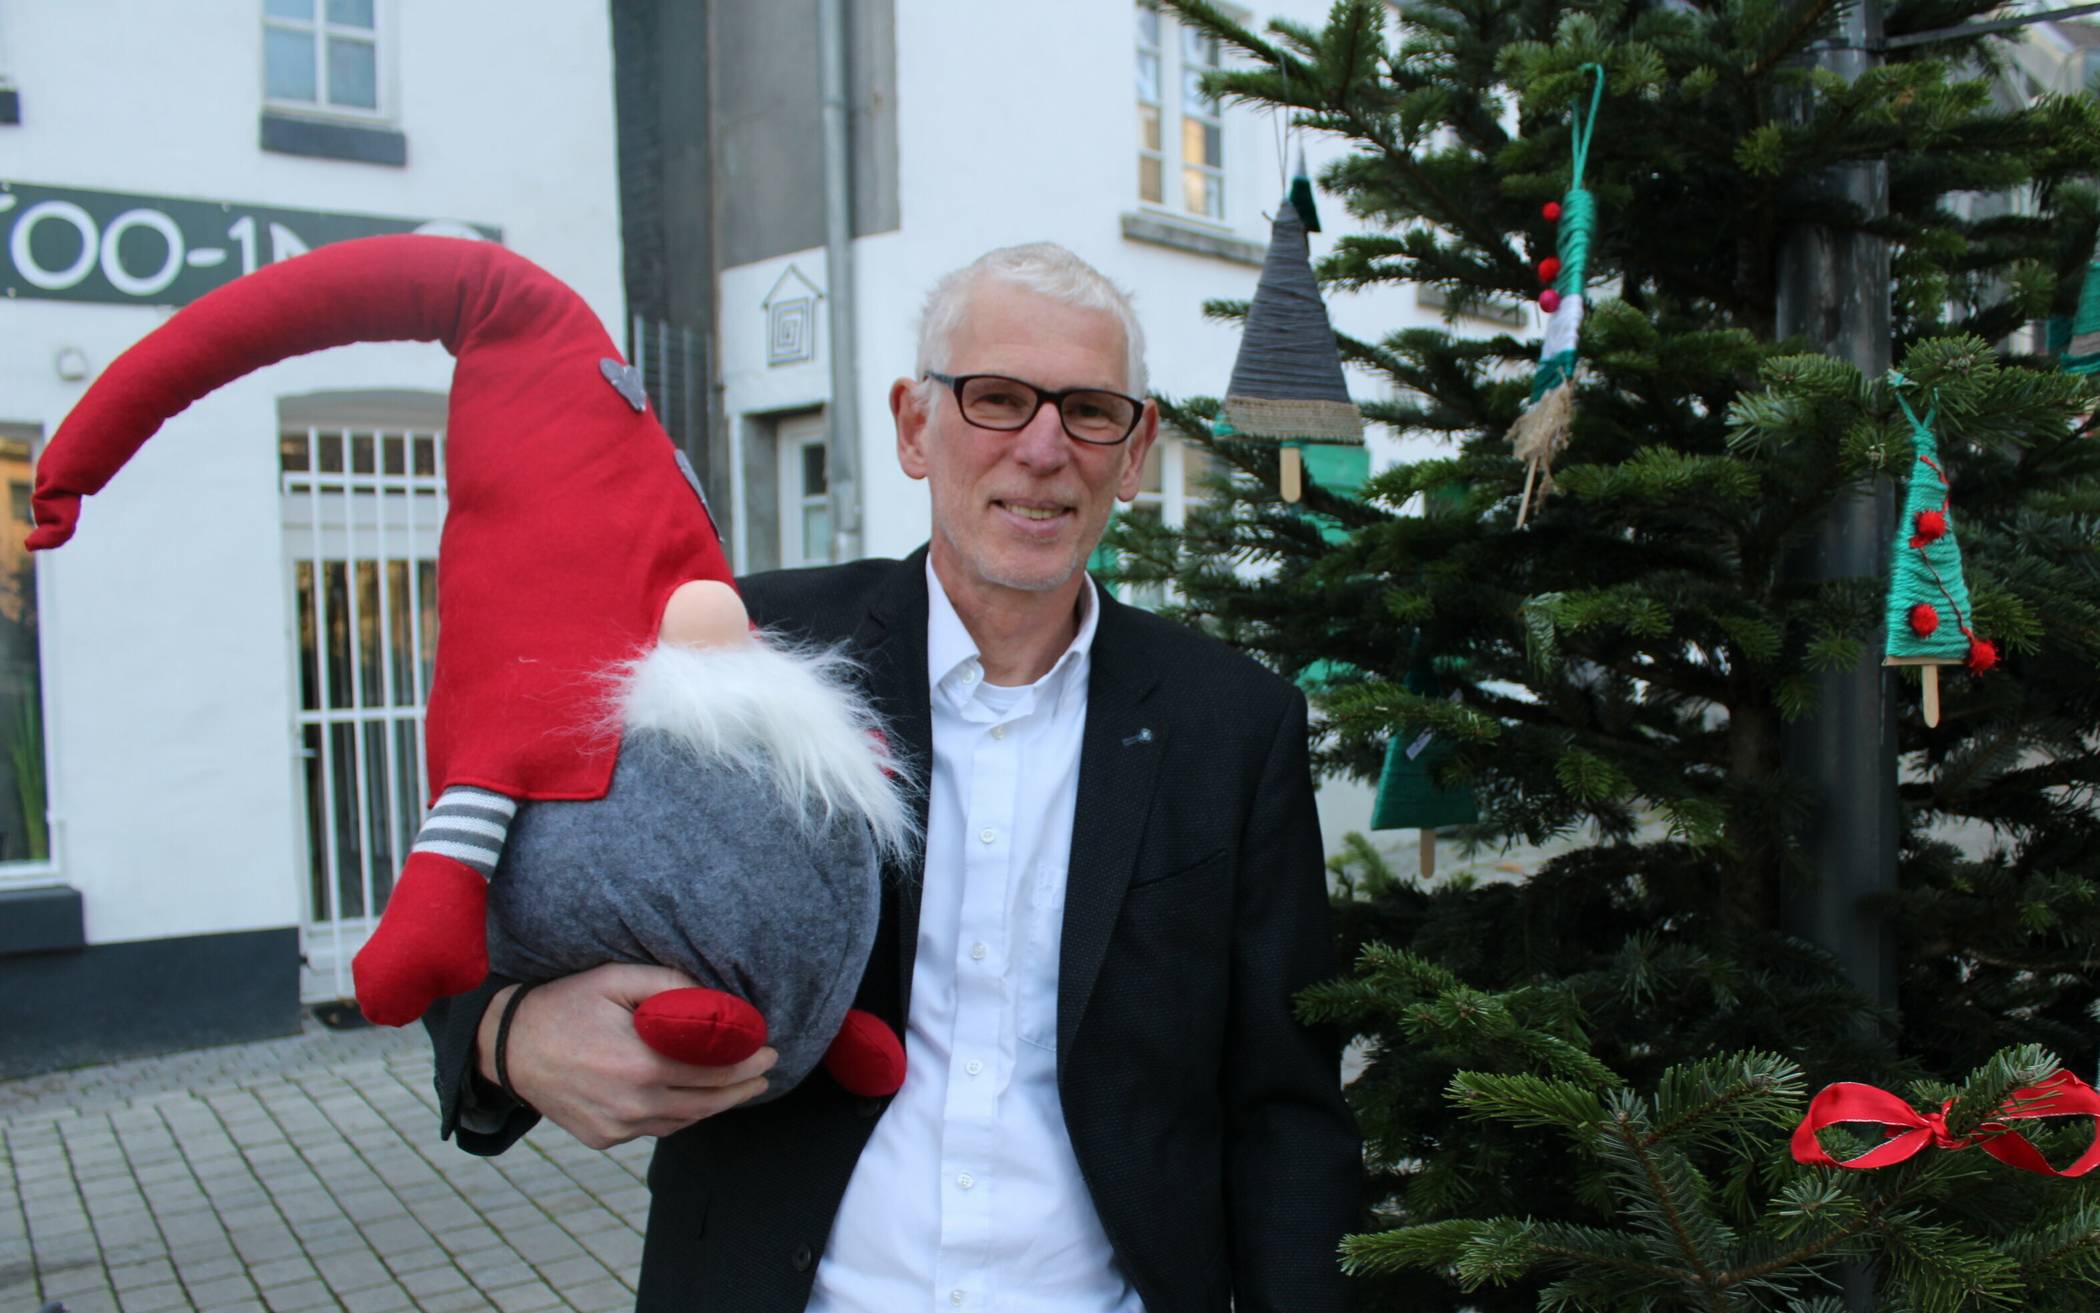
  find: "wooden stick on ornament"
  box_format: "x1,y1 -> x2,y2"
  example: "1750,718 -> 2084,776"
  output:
1883,656 -> 1945,727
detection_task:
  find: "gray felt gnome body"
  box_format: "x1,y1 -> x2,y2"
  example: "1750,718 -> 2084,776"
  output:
25,236 -> 915,1099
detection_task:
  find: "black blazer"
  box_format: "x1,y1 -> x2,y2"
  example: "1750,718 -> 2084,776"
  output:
428,550 -> 1359,1312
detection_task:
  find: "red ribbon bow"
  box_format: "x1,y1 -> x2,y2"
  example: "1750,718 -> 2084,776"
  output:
1791,1069 -> 2100,1177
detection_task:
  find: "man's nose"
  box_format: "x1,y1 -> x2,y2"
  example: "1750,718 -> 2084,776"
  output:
1010,398 -> 1071,468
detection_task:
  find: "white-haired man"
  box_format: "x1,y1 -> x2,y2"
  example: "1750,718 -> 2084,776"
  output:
426,242 -> 1359,1312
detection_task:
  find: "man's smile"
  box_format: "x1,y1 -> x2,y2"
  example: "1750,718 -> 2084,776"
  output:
994,498 -> 1074,523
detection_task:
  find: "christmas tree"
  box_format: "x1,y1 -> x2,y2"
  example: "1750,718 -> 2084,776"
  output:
1299,945 -> 2100,1309
1127,1 -> 2100,1306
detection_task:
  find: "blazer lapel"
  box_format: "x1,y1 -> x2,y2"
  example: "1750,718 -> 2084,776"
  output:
855,548 -> 934,1022
1057,591 -> 1164,1058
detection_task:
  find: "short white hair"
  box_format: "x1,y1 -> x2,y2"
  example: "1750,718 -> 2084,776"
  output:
914,243 -> 1148,396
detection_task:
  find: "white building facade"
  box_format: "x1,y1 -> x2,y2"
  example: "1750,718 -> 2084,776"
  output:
703,0 -> 1454,859
1,2 -> 624,1075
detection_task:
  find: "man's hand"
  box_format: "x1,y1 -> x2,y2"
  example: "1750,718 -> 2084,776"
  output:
479,963 -> 777,1150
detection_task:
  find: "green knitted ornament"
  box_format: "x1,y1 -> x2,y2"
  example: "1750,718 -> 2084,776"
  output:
2057,240 -> 2100,376
1370,657 -> 1477,876
1510,64 -> 1605,526
1882,374 -> 1995,725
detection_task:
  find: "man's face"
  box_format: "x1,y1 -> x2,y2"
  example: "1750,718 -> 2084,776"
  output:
894,282 -> 1158,600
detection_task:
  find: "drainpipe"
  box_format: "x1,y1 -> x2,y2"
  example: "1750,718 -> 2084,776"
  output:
818,0 -> 863,562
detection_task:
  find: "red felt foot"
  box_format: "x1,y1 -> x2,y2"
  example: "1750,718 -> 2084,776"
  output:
633,988 -> 768,1067
822,1009 -> 906,1096
351,851 -> 490,1026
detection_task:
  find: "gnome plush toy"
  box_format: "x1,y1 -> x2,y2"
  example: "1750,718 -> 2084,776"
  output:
27,235 -> 911,1100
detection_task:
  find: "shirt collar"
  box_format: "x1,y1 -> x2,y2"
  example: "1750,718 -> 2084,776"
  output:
925,559 -> 1099,706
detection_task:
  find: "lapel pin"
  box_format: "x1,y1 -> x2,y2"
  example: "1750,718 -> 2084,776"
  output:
1122,727 -> 1155,747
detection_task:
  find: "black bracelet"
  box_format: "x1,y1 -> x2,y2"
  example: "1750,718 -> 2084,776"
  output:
493,980 -> 542,1107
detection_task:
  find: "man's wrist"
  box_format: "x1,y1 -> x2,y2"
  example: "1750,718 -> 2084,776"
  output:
475,983 -> 519,1095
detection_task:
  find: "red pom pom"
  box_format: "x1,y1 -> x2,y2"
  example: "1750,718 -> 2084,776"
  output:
1966,637 -> 1999,674
1539,289 -> 1562,313
1538,256 -> 1562,283
1908,603 -> 1939,637
632,988 -> 767,1066
1543,201 -> 1563,223
1914,508 -> 1947,542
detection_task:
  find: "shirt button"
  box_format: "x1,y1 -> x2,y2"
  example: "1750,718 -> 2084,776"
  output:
970,942 -> 987,961
979,827 -> 996,844
950,1292 -> 966,1307
965,1058 -> 983,1076
991,724 -> 1007,740
957,1172 -> 975,1189
961,667 -> 978,685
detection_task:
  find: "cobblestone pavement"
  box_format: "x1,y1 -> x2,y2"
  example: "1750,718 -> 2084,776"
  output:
0,1018 -> 652,1313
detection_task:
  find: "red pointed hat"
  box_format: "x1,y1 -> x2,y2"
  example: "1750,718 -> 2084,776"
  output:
29,234 -> 734,803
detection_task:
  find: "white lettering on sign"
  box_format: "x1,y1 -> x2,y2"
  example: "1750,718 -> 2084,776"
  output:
12,199 -> 97,290
227,214 -> 260,276
101,208 -> 185,297
2,183 -> 499,306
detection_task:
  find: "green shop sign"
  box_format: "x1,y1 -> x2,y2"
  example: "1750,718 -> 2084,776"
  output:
1,181 -> 500,308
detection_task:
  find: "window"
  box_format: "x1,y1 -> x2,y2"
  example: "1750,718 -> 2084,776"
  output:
778,412 -> 832,568
1093,436 -> 1215,610
0,424 -> 50,872
1137,3 -> 1226,222
264,0 -> 382,116
278,401 -> 447,1002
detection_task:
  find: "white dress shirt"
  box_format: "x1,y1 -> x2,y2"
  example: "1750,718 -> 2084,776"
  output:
806,563 -> 1144,1313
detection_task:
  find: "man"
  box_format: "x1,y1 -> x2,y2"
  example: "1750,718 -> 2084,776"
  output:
425,243 -> 1359,1311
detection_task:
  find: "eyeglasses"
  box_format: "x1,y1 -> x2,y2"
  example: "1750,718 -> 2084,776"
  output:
924,372 -> 1144,446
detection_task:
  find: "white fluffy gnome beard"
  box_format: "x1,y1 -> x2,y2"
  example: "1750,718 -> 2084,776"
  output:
612,637 -> 915,864
476,635 -> 915,1102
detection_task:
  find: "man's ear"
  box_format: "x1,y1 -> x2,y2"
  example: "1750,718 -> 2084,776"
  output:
893,377 -> 931,481
1117,400 -> 1161,502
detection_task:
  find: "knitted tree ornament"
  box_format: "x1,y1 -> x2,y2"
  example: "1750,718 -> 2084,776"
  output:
1882,374 -> 1992,726
1511,63 -> 1605,527
2052,232 -> 2100,376
1213,154 -> 1364,503
1370,655 -> 1477,878
27,236 -> 909,1098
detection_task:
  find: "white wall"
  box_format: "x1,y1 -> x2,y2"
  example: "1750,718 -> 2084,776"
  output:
4,4 -> 623,946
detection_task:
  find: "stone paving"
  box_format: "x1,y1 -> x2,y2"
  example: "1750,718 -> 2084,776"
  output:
0,1018 -> 652,1313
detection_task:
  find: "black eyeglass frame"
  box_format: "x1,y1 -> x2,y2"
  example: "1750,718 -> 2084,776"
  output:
922,371 -> 1146,447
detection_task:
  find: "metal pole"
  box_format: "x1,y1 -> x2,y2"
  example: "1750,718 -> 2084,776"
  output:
1776,3 -> 1897,1305
818,0 -> 863,562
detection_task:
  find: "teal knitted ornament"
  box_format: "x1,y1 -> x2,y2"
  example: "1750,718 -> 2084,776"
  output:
1370,655 -> 1477,876
1510,64 -> 1604,526
2056,237 -> 2100,376
1882,374 -> 1995,726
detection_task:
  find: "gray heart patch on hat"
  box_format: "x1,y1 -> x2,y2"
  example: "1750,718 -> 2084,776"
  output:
600,358 -> 650,413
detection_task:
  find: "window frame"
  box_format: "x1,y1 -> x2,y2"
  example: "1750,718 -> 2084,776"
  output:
1099,434 -> 1211,611
262,0 -> 392,124
1134,2 -> 1237,229
0,422 -> 60,888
